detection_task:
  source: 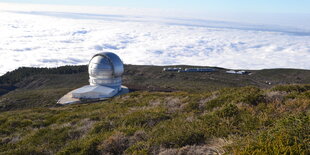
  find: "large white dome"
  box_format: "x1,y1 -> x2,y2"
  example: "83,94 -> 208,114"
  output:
58,52 -> 128,104
88,52 -> 124,90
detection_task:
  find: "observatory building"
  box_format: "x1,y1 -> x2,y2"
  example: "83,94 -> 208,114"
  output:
57,52 -> 128,105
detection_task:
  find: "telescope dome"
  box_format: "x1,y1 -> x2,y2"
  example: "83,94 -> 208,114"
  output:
88,52 -> 124,89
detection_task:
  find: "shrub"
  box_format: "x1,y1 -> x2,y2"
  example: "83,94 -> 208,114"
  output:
91,120 -> 114,134
151,118 -> 205,148
205,86 -> 264,111
97,132 -> 129,154
121,107 -> 170,127
216,104 -> 239,118
125,141 -> 149,155
234,87 -> 265,105
233,114 -> 310,154
272,84 -> 310,93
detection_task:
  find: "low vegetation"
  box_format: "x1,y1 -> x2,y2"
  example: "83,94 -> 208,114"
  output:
1,65 -> 310,96
0,84 -> 309,154
0,66 -> 87,85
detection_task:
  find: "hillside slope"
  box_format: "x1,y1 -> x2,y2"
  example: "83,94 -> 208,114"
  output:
0,65 -> 309,154
0,85 -> 309,154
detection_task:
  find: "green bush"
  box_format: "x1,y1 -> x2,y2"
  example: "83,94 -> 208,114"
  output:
272,84 -> 310,93
151,118 -> 205,148
205,86 -> 264,111
236,87 -> 265,105
233,114 -> 310,154
125,141 -> 149,155
121,107 -> 170,127
91,121 -> 114,134
216,104 -> 239,118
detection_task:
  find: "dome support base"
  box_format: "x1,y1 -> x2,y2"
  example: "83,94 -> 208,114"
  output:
57,85 -> 129,105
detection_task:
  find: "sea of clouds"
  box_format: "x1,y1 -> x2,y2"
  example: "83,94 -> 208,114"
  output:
0,3 -> 310,75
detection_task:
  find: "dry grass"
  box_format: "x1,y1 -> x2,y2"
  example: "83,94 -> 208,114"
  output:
159,145 -> 220,155
98,132 -> 129,155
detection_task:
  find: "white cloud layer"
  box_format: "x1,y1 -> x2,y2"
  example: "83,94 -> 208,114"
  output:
0,3 -> 310,75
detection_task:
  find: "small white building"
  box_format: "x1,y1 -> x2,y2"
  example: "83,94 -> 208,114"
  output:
226,70 -> 248,75
226,70 -> 237,74
163,67 -> 182,71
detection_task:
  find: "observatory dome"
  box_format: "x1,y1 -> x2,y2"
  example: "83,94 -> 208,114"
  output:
58,52 -> 128,104
88,52 -> 124,90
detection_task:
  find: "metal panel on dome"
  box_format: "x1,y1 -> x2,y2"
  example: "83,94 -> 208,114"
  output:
89,57 -> 113,70
88,52 -> 124,88
90,52 -> 124,76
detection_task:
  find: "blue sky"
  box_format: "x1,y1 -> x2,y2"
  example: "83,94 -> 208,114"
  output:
1,0 -> 310,14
